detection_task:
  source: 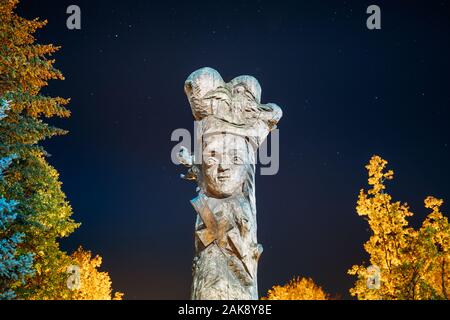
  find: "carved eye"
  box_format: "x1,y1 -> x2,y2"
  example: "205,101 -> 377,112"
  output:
233,155 -> 243,164
206,157 -> 218,166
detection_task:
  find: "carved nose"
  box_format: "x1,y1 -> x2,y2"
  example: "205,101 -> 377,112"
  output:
218,163 -> 230,172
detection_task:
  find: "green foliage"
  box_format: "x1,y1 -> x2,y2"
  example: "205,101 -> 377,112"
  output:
349,156 -> 450,300
0,0 -> 79,299
0,154 -> 34,300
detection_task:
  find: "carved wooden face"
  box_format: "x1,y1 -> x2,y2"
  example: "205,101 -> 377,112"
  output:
202,133 -> 249,198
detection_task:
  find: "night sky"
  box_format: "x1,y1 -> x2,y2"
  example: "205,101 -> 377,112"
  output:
17,0 -> 450,299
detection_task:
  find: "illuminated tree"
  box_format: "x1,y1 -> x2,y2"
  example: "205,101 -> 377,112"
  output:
0,0 -> 79,299
349,155 -> 450,300
0,155 -> 34,300
69,247 -> 123,300
263,277 -> 329,300
417,197 -> 450,299
0,2 -> 124,300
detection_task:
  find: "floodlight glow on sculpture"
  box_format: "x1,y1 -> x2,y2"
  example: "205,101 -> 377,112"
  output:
178,67 -> 282,300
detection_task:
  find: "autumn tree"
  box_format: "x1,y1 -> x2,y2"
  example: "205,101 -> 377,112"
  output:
416,196 -> 450,299
0,0 -> 79,299
349,155 -> 450,300
263,277 -> 329,300
69,247 -> 123,300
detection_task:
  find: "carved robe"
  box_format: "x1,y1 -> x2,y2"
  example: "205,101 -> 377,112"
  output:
190,192 -> 262,300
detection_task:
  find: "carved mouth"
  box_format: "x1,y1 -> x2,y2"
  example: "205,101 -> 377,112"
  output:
217,175 -> 230,181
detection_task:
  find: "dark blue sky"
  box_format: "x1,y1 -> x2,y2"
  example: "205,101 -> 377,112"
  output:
18,0 -> 450,299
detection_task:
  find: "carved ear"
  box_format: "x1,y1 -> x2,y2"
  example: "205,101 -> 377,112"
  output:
185,67 -> 224,120
229,75 -> 262,103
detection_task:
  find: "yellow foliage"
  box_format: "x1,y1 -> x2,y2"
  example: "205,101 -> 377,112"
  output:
0,0 -> 70,117
349,155 -> 450,300
69,247 -> 123,300
418,197 -> 450,299
263,277 -> 329,300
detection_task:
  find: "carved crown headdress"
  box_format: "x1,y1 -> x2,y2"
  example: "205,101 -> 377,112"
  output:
184,67 -> 282,149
